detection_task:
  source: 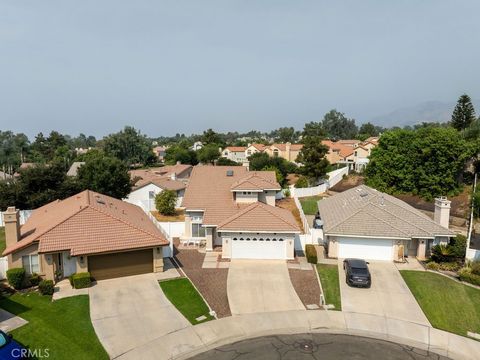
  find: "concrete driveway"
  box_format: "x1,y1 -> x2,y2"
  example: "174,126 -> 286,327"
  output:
227,260 -> 304,315
89,273 -> 190,358
338,261 -> 430,326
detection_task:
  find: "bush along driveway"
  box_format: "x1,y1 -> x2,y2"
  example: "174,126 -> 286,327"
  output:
159,278 -> 214,324
0,292 -> 108,360
400,270 -> 480,337
316,264 -> 341,310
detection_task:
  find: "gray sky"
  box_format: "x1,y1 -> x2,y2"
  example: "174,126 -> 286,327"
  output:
1,1 -> 479,138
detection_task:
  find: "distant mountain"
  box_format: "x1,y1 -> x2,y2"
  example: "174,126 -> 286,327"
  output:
370,100 -> 480,128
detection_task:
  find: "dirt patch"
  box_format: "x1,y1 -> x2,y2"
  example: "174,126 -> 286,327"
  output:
174,246 -> 231,318
151,209 -> 185,222
329,174 -> 364,192
287,173 -> 300,186
288,268 -> 321,307
276,197 -> 304,233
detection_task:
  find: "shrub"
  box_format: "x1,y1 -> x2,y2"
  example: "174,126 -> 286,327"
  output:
295,176 -> 309,188
437,262 -> 461,272
68,274 -> 75,287
450,234 -> 467,258
426,261 -> 440,271
458,268 -> 480,286
6,268 -> 25,290
305,244 -> 317,264
283,188 -> 291,198
39,280 -> 54,295
155,190 -> 177,215
72,272 -> 92,289
28,273 -> 41,287
430,244 -> 454,263
470,261 -> 480,276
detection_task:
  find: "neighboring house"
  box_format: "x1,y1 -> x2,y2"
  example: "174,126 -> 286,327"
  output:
13,162 -> 37,177
221,146 -> 247,163
125,164 -> 192,209
182,166 -> 300,260
190,141 -> 204,151
264,143 -> 303,163
2,190 -> 169,281
322,138 -> 379,172
153,146 -> 167,162
245,143 -> 267,157
318,185 -> 455,261
66,162 -> 85,177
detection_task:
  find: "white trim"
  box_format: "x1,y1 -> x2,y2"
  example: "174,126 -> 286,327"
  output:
219,229 -> 300,234
185,209 -> 205,213
326,233 -> 411,240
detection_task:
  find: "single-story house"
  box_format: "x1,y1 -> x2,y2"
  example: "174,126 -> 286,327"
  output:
125,164 -> 192,210
182,166 -> 300,260
2,190 -> 169,281
318,185 -> 455,261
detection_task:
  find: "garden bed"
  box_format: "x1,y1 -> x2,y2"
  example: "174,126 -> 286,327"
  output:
151,209 -> 185,222
288,268 -> 321,307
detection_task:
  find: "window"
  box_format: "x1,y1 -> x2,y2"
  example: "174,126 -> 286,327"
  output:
22,255 -> 39,274
148,191 -> 155,199
273,149 -> 279,157
191,223 -> 206,237
247,150 -> 252,155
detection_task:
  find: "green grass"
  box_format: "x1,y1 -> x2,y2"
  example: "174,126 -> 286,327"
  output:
159,278 -> 214,325
317,264 -> 341,310
299,196 -> 323,215
0,293 -> 108,360
0,227 -> 5,254
400,270 -> 480,337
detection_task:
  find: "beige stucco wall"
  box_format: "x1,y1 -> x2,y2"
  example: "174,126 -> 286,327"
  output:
205,227 -> 214,251
258,190 -> 276,206
76,255 -> 88,273
417,239 -> 427,260
184,215 -> 192,237
327,236 -> 338,258
8,243 -> 55,280
235,192 -> 259,203
153,247 -> 164,272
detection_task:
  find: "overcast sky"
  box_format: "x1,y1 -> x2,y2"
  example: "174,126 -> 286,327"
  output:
1,1 -> 479,138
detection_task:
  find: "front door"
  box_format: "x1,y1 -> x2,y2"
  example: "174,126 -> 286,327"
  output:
62,252 -> 77,277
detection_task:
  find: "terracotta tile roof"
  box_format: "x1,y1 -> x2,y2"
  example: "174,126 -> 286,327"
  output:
231,173 -> 281,191
217,202 -> 300,233
225,146 -> 247,152
3,190 -> 168,256
249,144 -> 267,151
130,164 -> 191,191
133,177 -> 186,191
130,164 -> 192,180
322,140 -> 354,158
182,166 -> 279,225
318,185 -> 455,239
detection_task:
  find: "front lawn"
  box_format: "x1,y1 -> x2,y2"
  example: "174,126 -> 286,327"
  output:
400,270 -> 480,337
159,278 -> 214,325
0,293 -> 108,360
317,264 -> 341,310
0,227 -> 5,254
299,196 -> 322,215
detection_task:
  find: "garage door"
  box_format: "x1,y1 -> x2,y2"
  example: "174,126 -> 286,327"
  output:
231,235 -> 287,260
88,249 -> 153,280
337,237 -> 393,261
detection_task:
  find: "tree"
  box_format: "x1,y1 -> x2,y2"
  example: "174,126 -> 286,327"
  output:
102,126 -> 156,166
296,136 -> 329,182
321,109 -> 358,139
262,165 -> 284,186
451,94 -> 476,131
197,144 -> 220,164
248,152 -> 298,183
201,129 -> 222,145
275,127 -> 297,143
155,190 -> 177,215
216,157 -> 242,166
302,122 -> 325,138
164,145 -> 198,165
77,154 -> 131,199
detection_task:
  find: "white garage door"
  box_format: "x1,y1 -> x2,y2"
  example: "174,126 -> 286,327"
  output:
231,235 -> 287,260
337,237 -> 393,261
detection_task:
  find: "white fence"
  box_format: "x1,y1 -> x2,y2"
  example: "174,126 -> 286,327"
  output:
292,194 -> 324,251
157,221 -> 184,238
0,210 -> 33,227
467,249 -> 480,261
466,173 -> 479,261
290,167 -> 348,198
0,257 -> 7,280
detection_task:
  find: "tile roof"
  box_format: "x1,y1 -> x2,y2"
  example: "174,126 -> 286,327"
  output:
66,162 -> 85,177
248,144 -> 267,151
321,140 -> 354,158
3,190 -> 168,256
318,185 -> 455,239
182,166 -> 280,225
230,173 -> 281,191
225,146 -> 247,152
218,202 -> 300,233
130,164 -> 191,191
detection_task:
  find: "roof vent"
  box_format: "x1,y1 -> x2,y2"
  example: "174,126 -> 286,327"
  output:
226,170 -> 234,176
96,198 -> 105,205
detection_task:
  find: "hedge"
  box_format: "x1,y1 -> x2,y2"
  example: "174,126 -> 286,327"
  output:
39,280 -> 54,295
72,272 -> 91,289
458,269 -> 480,287
305,244 -> 318,264
6,268 -> 25,290
28,273 -> 41,287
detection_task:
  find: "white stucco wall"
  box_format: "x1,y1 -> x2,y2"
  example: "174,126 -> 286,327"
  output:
235,192 -> 259,203
125,183 -> 184,210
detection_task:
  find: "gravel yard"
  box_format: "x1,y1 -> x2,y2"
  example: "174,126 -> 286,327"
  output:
175,248 -> 232,318
288,268 -> 321,307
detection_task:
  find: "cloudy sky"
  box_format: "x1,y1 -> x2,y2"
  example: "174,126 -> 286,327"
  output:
1,1 -> 479,138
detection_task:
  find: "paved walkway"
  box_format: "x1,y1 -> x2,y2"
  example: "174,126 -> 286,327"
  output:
202,252 -> 229,269
115,309 -> 480,360
89,273 -> 190,359
338,261 -> 430,326
0,308 -> 28,332
227,260 -> 304,315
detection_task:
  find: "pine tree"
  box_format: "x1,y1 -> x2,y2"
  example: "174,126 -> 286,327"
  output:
451,94 -> 476,131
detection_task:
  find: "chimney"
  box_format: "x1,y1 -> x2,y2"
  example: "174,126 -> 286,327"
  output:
286,142 -> 291,161
434,197 -> 451,229
170,172 -> 177,180
4,207 -> 21,248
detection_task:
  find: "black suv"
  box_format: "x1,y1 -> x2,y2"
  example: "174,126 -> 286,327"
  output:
343,258 -> 371,288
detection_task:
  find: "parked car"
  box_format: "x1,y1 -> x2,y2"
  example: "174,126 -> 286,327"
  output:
343,258 -> 371,288
0,330 -> 28,359
313,218 -> 323,229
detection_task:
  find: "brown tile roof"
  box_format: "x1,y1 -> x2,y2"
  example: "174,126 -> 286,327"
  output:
225,146 -> 247,152
217,202 -> 300,233
130,164 -> 191,191
182,166 -> 280,225
249,144 -> 267,151
3,190 -> 168,256
133,177 -> 186,191
322,140 -> 354,158
231,173 -> 281,191
318,185 -> 455,239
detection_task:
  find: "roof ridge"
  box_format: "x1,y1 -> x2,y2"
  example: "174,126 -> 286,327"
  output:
257,202 -> 299,228
217,202 -> 260,227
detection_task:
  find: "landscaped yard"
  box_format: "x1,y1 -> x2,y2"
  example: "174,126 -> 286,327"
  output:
299,196 -> 322,215
317,264 -> 341,310
151,209 -> 185,222
0,293 -> 108,360
159,278 -> 214,325
400,270 -> 480,337
0,227 -> 5,254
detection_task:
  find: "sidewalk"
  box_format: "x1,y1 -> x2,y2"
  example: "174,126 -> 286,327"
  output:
116,309 -> 480,360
